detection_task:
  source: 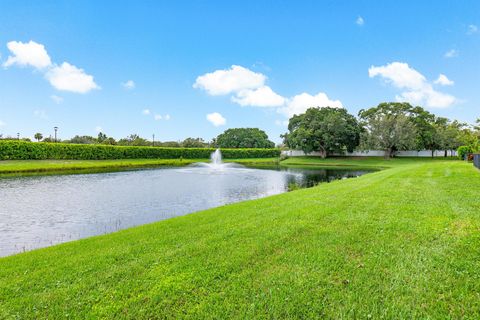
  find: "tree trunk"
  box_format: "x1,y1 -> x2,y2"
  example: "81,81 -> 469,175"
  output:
431,149 -> 434,158
318,146 -> 327,159
444,150 -> 448,157
384,148 -> 393,159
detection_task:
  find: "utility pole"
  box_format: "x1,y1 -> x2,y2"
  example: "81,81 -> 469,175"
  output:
17,133 -> 20,140
54,126 -> 58,142
152,134 -> 155,147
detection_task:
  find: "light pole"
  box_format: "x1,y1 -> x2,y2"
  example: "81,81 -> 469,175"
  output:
54,126 -> 58,142
152,134 -> 155,147
17,133 -> 20,140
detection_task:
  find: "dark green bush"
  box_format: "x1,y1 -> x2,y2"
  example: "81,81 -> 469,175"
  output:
0,141 -> 280,160
457,145 -> 472,160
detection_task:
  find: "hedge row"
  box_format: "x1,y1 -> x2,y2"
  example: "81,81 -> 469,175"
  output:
0,141 -> 280,160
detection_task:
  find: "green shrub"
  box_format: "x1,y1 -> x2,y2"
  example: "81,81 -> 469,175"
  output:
0,141 -> 280,160
457,145 -> 472,160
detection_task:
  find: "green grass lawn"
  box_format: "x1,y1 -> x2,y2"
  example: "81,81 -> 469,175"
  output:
0,158 -> 279,175
1,158 -> 479,318
280,155 -> 458,169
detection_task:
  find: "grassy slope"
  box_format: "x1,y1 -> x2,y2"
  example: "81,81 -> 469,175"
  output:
0,158 -> 279,175
1,158 -> 479,318
281,155 -> 457,168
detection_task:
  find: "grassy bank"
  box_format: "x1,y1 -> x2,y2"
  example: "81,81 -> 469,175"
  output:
0,156 -> 457,175
280,155 -> 458,169
0,158 -> 279,175
1,158 -> 479,318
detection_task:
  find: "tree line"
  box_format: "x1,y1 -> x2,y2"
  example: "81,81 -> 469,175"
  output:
3,102 -> 478,158
1,128 -> 275,149
282,102 -> 479,158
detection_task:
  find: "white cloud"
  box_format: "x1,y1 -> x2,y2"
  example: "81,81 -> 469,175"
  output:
33,109 -> 48,119
194,65 -> 345,119
45,62 -> 99,93
434,74 -> 454,86
397,88 -> 455,109
50,94 -> 63,104
3,40 -> 52,69
369,62 -> 426,90
467,24 -> 478,35
193,65 -> 266,95
142,109 -> 151,115
164,114 -> 171,120
278,92 -> 343,118
206,112 -> 226,126
369,62 -> 457,108
232,86 -> 286,107
356,16 -> 364,26
4,40 -> 100,94
95,126 -> 103,132
122,80 -> 135,90
0,120 -> 5,127
444,49 -> 459,58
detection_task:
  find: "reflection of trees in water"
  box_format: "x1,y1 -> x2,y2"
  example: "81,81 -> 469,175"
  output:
285,168 -> 372,188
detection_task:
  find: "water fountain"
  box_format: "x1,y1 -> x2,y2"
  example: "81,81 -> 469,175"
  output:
190,149 -> 243,170
210,148 -> 223,166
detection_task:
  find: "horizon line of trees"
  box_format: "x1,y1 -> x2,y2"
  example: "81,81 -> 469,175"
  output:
282,102 -> 480,158
2,102 -> 479,157
0,128 -> 277,149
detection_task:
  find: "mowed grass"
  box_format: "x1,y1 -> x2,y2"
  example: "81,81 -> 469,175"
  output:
281,155 -> 458,169
1,158 -> 480,318
0,158 -> 279,175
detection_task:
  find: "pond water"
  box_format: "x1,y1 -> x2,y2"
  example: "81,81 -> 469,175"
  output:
0,165 -> 371,256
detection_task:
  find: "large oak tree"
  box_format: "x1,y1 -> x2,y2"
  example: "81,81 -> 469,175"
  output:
282,107 -> 361,158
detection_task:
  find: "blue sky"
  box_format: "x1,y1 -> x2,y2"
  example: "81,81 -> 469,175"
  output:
0,0 -> 479,143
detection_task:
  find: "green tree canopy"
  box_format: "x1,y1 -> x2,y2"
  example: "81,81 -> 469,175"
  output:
181,137 -> 208,148
215,128 -> 275,148
359,102 -> 418,158
67,135 -> 98,144
282,107 -> 361,157
34,133 -> 43,142
117,134 -> 150,146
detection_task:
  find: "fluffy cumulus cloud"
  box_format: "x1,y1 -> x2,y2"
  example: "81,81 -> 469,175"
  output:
434,74 -> 454,86
369,62 -> 456,108
142,109 -> 151,115
194,65 -> 266,95
45,62 -> 99,93
356,16 -> 364,26
206,112 -> 226,127
122,80 -> 135,90
232,86 -> 285,107
3,40 -> 99,94
195,65 -> 344,119
3,40 -> 52,69
278,92 -> 343,118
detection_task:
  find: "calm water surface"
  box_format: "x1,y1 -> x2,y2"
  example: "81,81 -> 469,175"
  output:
0,166 -> 371,256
